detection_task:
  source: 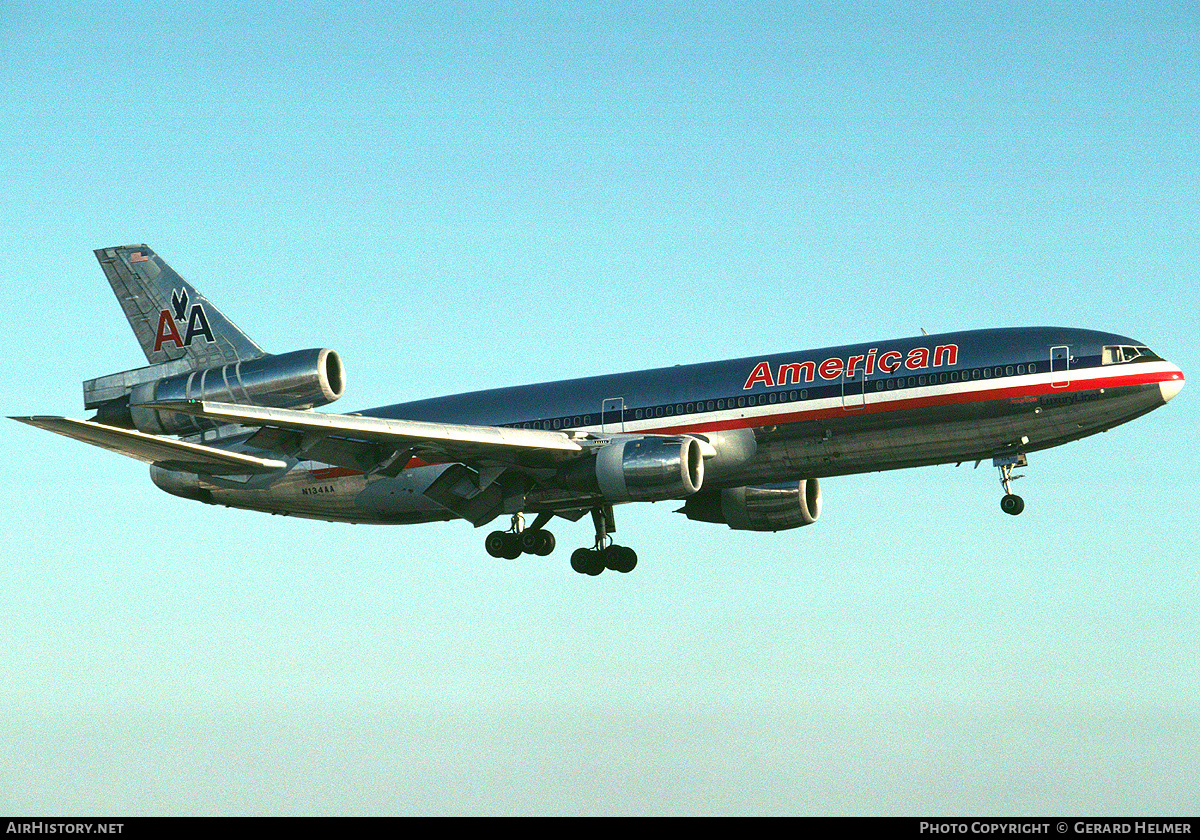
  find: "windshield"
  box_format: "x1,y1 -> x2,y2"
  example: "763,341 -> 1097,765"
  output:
1102,345 -> 1163,365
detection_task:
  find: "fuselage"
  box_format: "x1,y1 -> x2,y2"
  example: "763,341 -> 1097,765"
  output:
153,326 -> 1184,523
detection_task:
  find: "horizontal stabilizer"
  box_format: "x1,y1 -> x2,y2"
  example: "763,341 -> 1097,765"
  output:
151,400 -> 584,468
10,416 -> 288,475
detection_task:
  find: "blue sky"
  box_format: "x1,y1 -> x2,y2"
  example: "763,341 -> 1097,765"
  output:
1,0 -> 1197,815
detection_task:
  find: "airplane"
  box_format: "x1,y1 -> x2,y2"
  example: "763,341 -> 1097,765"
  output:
11,245 -> 1185,576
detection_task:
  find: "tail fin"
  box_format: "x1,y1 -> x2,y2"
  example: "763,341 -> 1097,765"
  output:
94,244 -> 266,369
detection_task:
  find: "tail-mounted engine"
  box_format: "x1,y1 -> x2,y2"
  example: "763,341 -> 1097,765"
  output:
89,348 -> 345,435
682,479 -> 821,531
561,435 -> 705,502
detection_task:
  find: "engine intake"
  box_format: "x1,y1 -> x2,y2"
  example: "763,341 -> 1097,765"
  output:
563,436 -> 705,502
97,348 -> 345,435
682,479 -> 821,531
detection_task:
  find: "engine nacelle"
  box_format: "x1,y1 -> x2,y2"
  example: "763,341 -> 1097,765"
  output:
682,479 -> 821,531
562,436 -> 705,502
97,348 -> 345,435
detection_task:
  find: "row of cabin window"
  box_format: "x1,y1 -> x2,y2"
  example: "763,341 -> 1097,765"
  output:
517,362 -> 1041,430
516,390 -> 812,430
877,362 -> 1039,390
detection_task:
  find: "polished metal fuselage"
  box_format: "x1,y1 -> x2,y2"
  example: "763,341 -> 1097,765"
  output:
152,326 -> 1184,525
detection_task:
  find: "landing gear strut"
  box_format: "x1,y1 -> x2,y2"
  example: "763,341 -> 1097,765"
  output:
570,505 -> 637,575
485,512 -> 556,559
995,454 -> 1027,516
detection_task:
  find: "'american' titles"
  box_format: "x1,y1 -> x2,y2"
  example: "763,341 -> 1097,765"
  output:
743,344 -> 959,390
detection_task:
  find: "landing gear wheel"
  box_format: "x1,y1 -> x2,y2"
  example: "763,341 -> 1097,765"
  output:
1001,494 -> 1025,516
501,532 -> 522,559
603,545 -> 637,573
486,530 -> 522,559
485,530 -> 509,558
571,548 -> 603,576
520,530 -> 556,556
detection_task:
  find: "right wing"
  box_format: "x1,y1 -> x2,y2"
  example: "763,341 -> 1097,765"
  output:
10,416 -> 288,475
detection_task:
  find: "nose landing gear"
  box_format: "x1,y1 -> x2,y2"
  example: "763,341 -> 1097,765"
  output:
995,453 -> 1028,516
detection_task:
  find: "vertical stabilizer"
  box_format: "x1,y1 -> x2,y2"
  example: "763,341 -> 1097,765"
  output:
94,244 -> 266,369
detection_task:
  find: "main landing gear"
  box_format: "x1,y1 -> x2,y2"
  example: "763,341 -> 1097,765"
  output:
483,506 -> 639,575
570,506 -> 637,576
995,454 -> 1028,516
485,512 -> 556,559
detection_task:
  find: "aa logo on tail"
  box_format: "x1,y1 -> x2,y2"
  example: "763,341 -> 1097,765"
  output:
154,288 -> 215,351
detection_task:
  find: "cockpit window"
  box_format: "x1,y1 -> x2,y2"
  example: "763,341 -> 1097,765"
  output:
1102,345 -> 1163,365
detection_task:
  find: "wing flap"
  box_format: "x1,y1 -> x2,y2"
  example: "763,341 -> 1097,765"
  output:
153,400 -> 584,467
11,416 -> 288,475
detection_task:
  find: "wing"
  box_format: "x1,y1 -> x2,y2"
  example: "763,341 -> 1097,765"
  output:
10,416 -> 288,475
151,400 -> 584,469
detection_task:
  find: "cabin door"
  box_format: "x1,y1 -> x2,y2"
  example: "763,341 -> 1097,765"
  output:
842,367 -> 867,410
601,397 -> 626,434
1050,345 -> 1070,388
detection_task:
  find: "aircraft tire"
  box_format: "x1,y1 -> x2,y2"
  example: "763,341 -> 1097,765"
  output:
614,546 -> 637,573
602,545 -> 637,573
501,533 -> 523,559
1001,494 -> 1025,516
571,548 -> 603,576
485,531 -> 509,558
520,530 -> 556,556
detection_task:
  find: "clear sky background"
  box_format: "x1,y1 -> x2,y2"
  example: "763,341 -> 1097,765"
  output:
1,0 -> 1197,816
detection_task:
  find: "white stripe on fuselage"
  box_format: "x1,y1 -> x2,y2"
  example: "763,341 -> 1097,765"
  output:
558,360 -> 1181,437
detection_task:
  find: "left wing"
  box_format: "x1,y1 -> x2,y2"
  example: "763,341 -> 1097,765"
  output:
152,399 -> 585,469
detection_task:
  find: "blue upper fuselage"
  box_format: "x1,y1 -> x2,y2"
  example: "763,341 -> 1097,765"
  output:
361,326 -> 1150,430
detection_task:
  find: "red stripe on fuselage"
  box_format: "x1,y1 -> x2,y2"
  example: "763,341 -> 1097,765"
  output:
639,367 -> 1177,437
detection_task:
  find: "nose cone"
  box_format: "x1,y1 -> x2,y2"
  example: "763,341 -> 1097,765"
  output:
1160,368 -> 1185,403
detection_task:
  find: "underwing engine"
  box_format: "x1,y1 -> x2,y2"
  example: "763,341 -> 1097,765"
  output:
681,479 -> 821,531
561,436 -> 705,502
